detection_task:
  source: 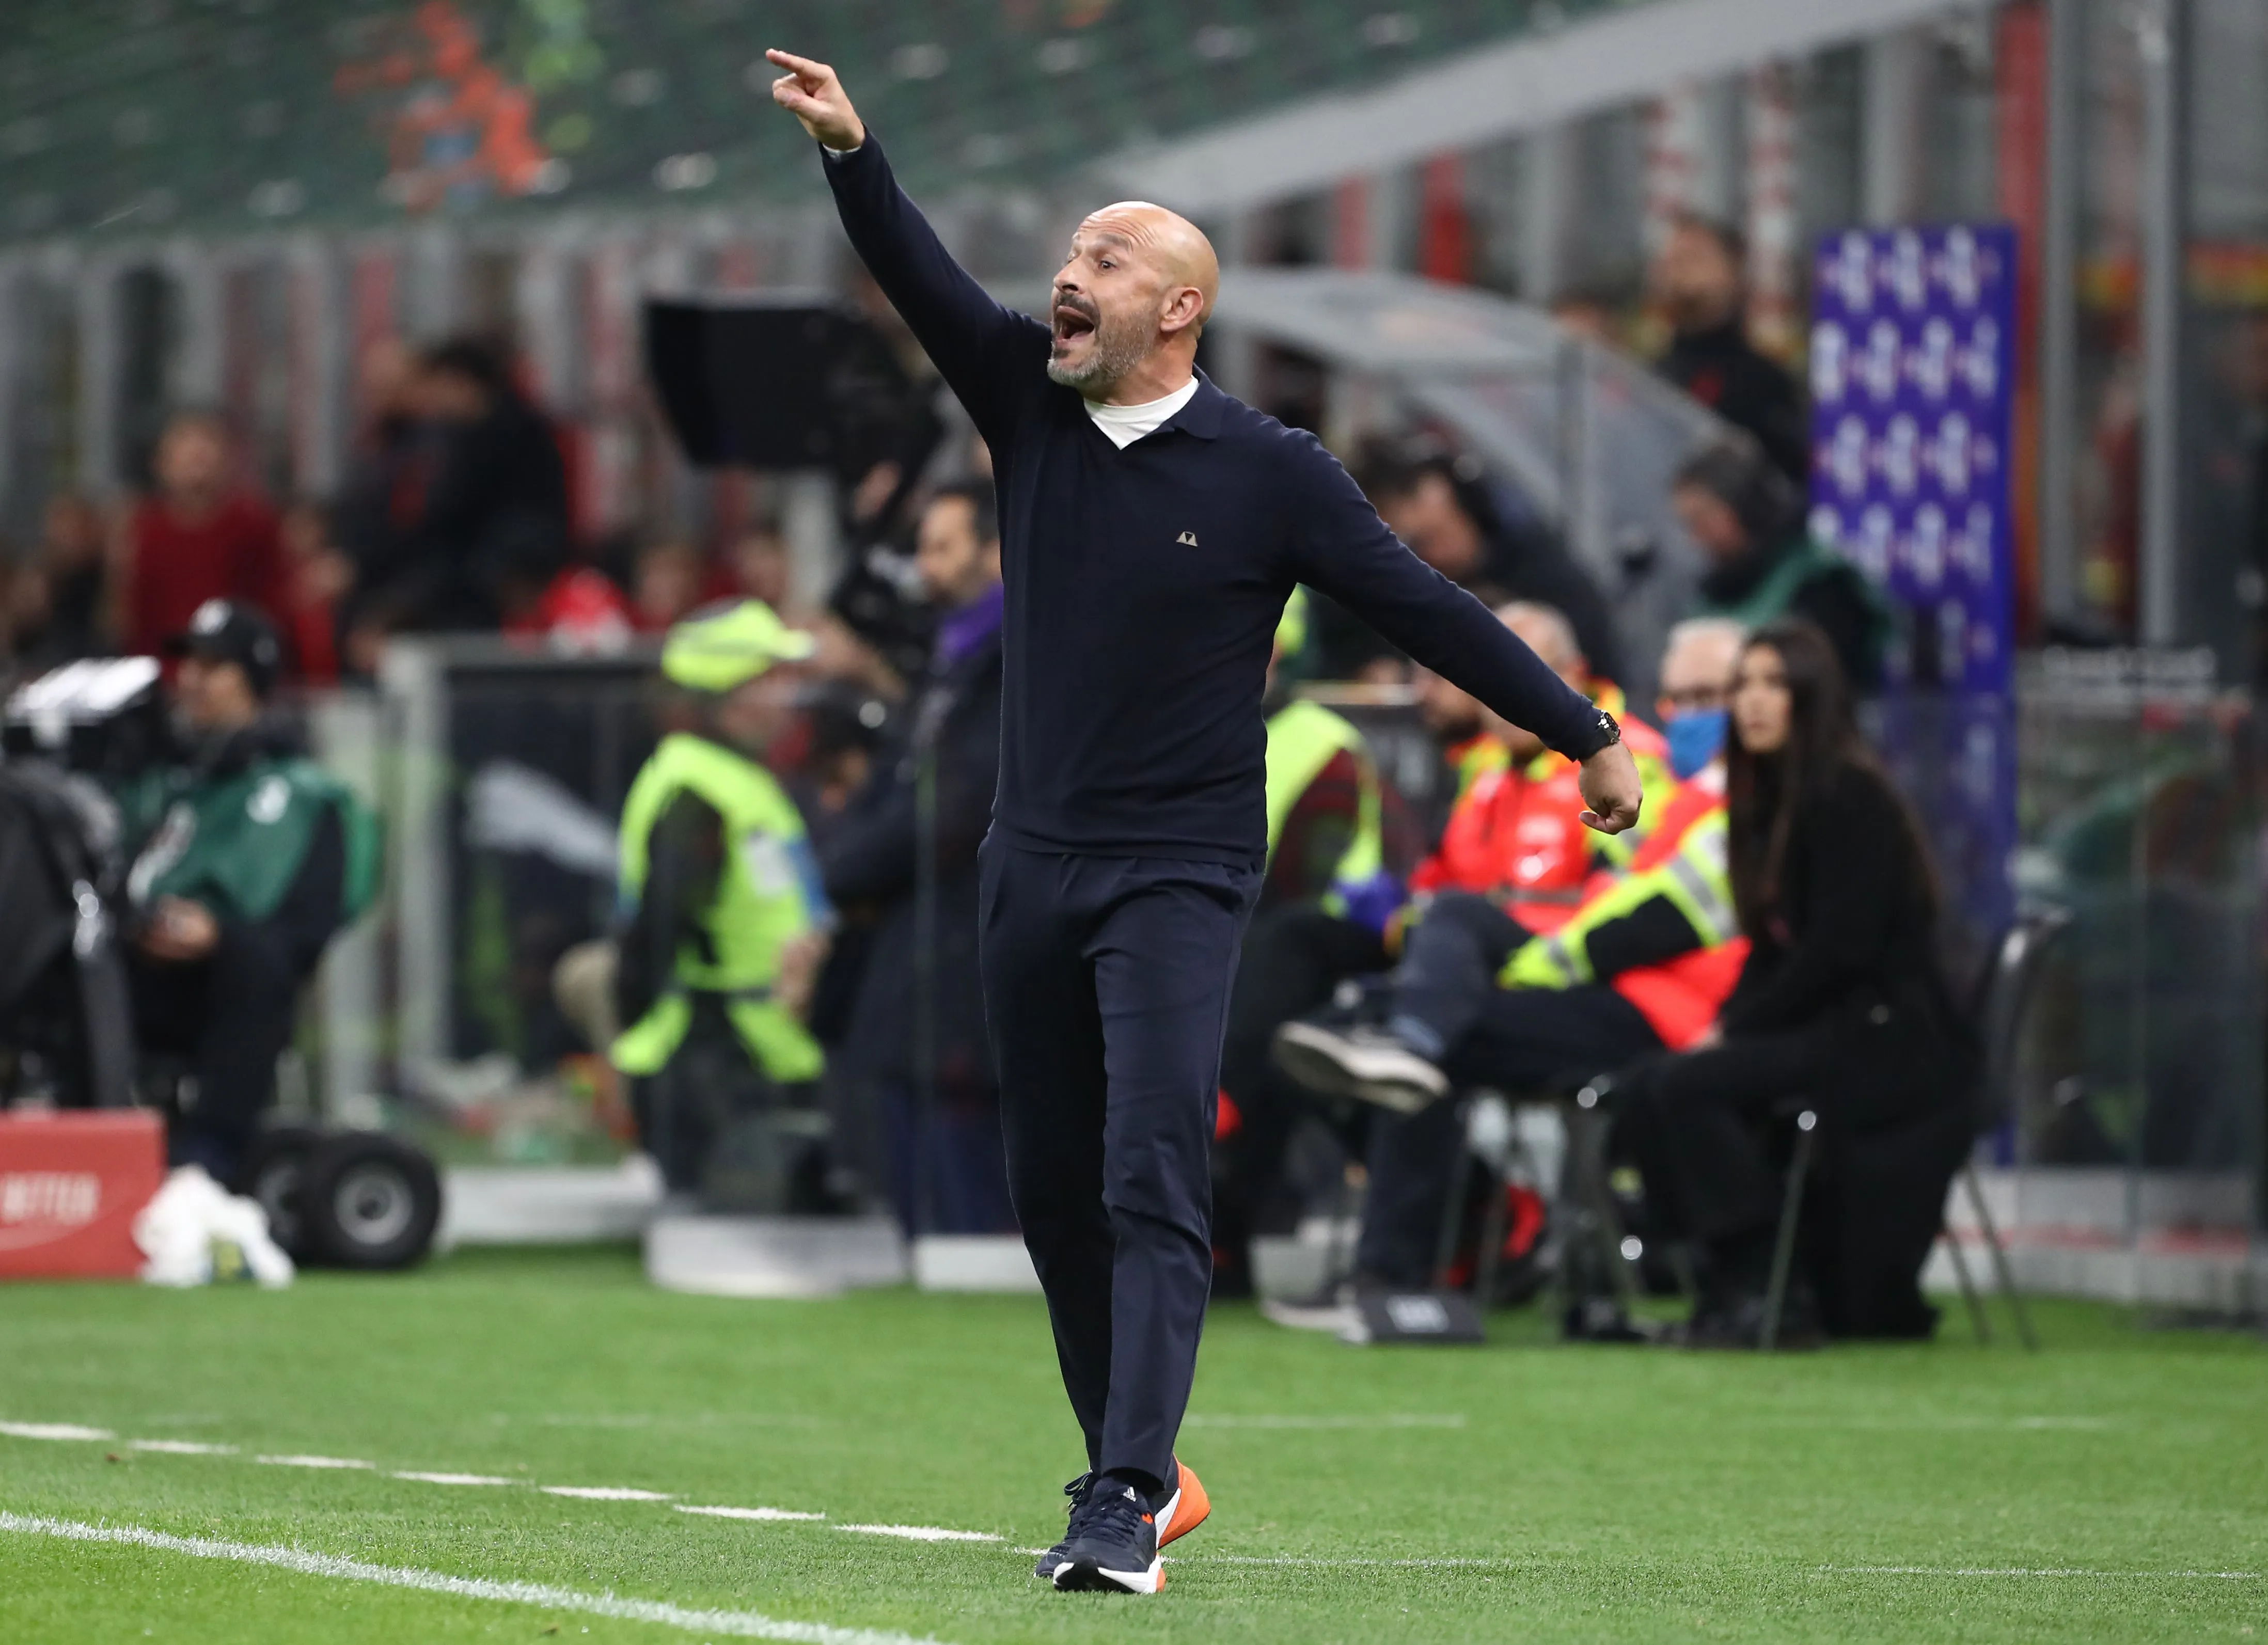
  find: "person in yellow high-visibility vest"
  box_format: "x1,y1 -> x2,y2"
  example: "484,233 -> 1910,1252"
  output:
610,599 -> 836,1204
1258,590 -> 1396,918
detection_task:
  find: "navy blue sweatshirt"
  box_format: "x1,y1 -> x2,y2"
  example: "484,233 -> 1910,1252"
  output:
823,136 -> 1614,866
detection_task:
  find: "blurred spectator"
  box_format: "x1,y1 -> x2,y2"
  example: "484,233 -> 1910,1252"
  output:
1348,444 -> 1624,687
344,336 -> 570,646
608,600 -> 834,1201
277,500 -> 354,685
333,339 -> 429,597
7,494 -> 112,668
1673,434 -> 1886,692
821,481 -> 1010,1237
1256,593 -> 1418,919
632,540 -> 708,634
1612,618 -> 1970,1345
502,564 -> 634,653
121,412 -> 285,657
1410,663 -> 1493,843
1652,212 -> 1809,484
727,527 -> 793,610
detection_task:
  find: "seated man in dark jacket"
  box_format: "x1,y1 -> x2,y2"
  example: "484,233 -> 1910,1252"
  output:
822,481 -> 1010,1236
121,600 -> 378,1180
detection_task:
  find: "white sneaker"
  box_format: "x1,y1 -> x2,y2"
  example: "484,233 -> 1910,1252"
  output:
1271,1021 -> 1448,1113
1259,1279 -> 1359,1335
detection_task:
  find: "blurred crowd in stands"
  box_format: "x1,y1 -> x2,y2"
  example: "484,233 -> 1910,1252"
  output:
1,209 -> 1963,1344
0,334 -> 808,688
0,212 -> 1836,695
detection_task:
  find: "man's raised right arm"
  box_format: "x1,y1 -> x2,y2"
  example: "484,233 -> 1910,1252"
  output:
767,49 -> 1044,435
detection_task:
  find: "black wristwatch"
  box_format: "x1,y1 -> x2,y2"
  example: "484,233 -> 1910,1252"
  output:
1589,708 -> 1621,751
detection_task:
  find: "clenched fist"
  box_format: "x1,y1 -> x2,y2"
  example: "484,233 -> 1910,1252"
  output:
766,49 -> 866,152
1576,742 -> 1644,835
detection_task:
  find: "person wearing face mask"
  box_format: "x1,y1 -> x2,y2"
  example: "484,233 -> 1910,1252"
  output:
117,599 -> 381,1181
1610,617 -> 1971,1347
1264,622 -> 1750,1324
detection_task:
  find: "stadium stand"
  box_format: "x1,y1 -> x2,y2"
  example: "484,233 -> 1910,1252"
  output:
0,0 -> 1636,242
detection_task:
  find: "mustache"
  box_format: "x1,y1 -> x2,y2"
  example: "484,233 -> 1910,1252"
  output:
1051,291 -> 1098,322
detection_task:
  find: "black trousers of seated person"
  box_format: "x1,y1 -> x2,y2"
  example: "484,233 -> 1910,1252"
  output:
978,838 -> 1260,1490
129,927 -> 305,1184
1355,984 -> 1661,1287
1612,993 -> 1962,1265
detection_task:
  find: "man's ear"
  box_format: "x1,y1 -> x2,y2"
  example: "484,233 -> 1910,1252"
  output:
1157,286 -> 1206,339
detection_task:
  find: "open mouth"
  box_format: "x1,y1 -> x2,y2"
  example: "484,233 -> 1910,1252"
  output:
1051,300 -> 1097,349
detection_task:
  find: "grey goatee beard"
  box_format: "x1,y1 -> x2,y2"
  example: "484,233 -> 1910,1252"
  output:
1046,309 -> 1151,394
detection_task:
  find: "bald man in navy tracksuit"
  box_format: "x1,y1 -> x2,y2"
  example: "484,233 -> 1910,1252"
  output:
769,49 -> 1643,1594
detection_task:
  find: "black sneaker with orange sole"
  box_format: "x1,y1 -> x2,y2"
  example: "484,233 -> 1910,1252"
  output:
1036,1459 -> 1209,1591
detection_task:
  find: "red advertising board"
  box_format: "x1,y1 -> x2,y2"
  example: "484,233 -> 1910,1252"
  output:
0,1111 -> 166,1279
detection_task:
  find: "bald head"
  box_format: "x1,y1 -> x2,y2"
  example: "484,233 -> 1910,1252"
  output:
1083,201 -> 1219,324
1498,600 -> 1586,689
1049,201 -> 1218,403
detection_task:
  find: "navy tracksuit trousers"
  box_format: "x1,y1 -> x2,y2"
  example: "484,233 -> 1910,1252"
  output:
977,837 -> 1261,1488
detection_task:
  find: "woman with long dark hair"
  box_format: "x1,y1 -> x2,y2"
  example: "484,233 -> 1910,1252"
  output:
1615,616 -> 1970,1346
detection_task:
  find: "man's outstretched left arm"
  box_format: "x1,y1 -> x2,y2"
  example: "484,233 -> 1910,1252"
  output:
1287,439 -> 1643,833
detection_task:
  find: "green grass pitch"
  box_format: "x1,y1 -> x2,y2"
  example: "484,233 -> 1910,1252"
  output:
1,1244 -> 2262,1643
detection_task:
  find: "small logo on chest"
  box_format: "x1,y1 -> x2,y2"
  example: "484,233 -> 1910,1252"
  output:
1175,530 -> 1199,546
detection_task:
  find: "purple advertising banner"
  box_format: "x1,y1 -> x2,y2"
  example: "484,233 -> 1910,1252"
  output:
1807,223 -> 2018,692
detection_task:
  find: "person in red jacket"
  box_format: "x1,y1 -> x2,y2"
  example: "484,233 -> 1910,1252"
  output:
1401,601 -> 1672,935
122,413 -> 285,658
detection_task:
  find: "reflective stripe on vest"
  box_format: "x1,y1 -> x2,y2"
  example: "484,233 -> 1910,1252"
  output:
610,732 -> 824,1083
1499,778 -> 1739,1037
1264,699 -> 1383,890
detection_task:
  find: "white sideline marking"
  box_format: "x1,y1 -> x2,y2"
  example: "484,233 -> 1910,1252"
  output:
129,1440 -> 238,1456
0,1421 -> 113,1442
1188,1555 -> 1516,1568
257,1454 -> 375,1470
542,1485 -> 673,1501
10,1410 -> 1005,1547
1180,1413 -> 1467,1430
680,1505 -> 828,1523
0,1511 -> 948,1644
1823,1565 -> 2259,1580
836,1525 -> 1001,1543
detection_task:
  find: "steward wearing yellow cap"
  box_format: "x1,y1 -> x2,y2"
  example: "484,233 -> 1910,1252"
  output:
610,599 -> 834,1199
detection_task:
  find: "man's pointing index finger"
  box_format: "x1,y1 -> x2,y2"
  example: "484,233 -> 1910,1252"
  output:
765,47 -> 824,78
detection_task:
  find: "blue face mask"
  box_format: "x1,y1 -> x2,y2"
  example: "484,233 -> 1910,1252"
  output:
1664,707 -> 1728,780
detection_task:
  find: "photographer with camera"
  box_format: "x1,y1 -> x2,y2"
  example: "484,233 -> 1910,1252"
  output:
119,599 -> 379,1180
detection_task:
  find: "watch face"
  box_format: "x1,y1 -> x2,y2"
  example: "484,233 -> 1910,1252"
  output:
1597,710 -> 1620,744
